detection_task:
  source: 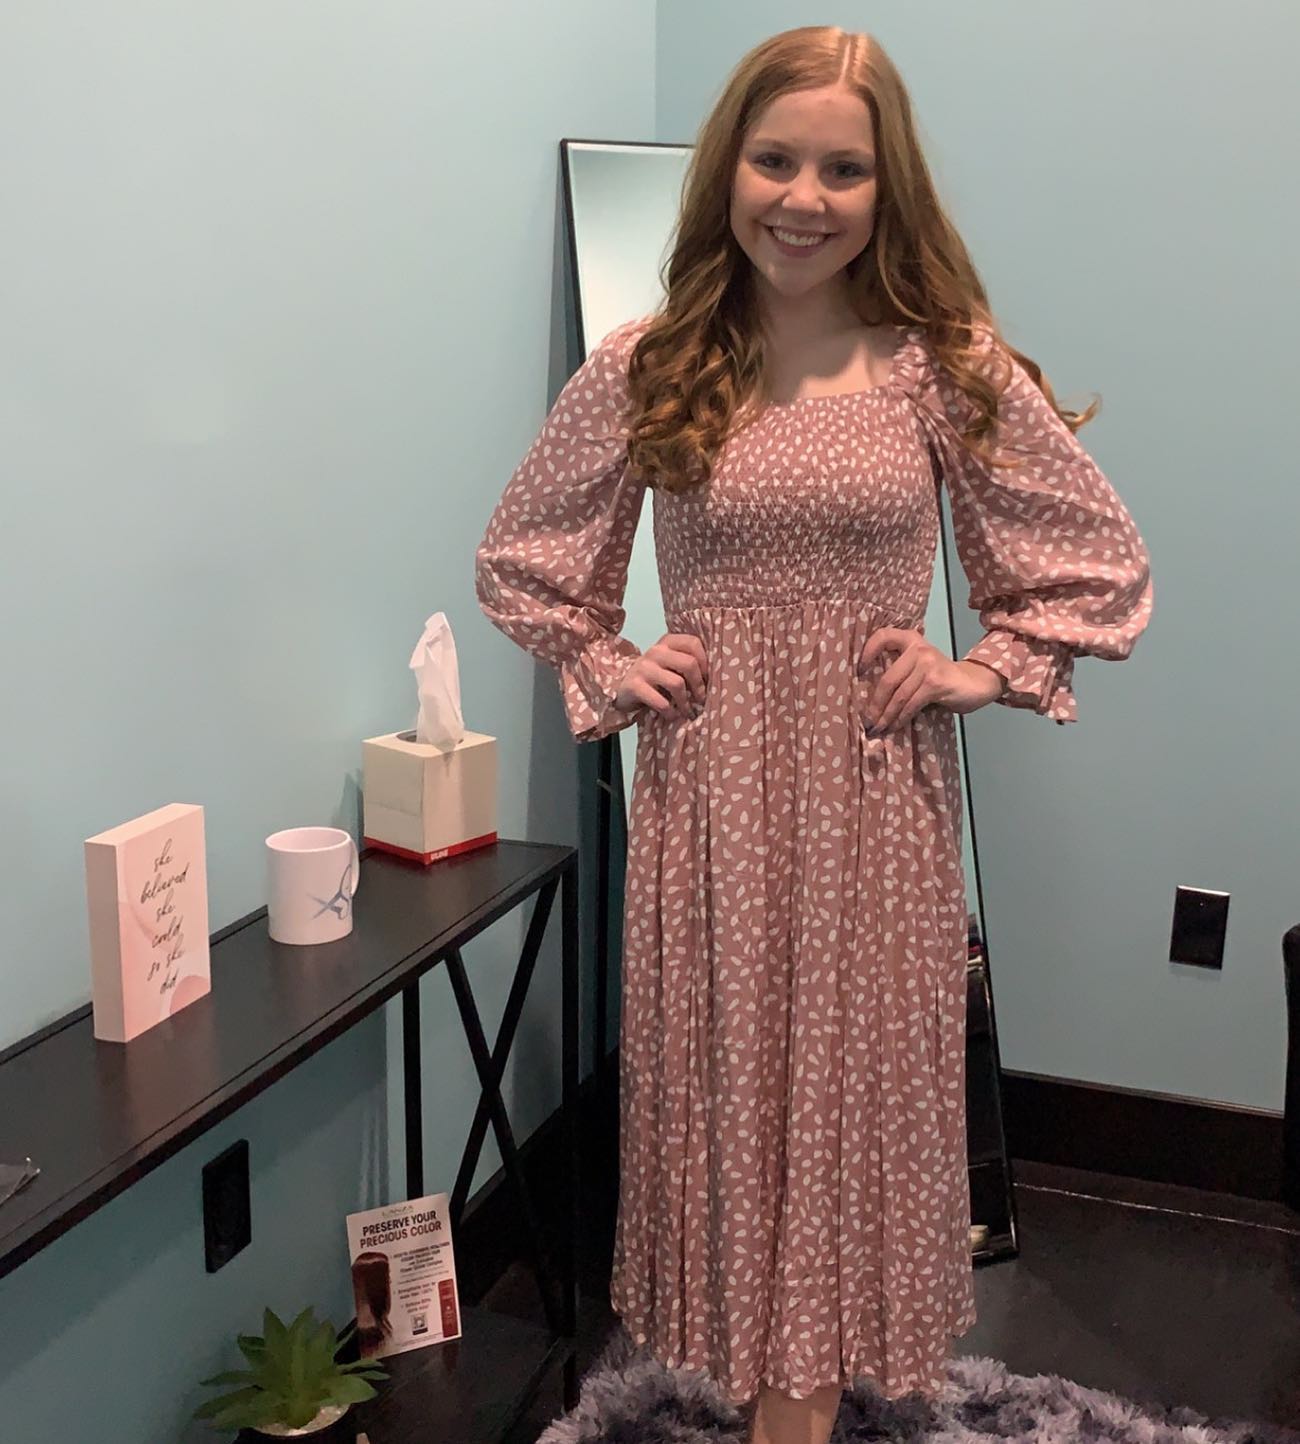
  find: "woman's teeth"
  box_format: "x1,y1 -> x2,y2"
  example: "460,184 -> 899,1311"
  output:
769,226 -> 830,250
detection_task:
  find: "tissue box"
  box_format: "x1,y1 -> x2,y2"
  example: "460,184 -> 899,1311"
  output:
362,730 -> 498,865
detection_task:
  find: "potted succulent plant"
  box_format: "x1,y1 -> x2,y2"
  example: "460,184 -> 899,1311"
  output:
194,1306 -> 388,1436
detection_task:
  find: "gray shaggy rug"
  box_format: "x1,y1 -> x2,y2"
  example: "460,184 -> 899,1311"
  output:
537,1323 -> 1299,1444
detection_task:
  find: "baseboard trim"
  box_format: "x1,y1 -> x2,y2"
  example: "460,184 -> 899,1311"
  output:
1001,1068 -> 1286,1202
454,1054 -> 1294,1298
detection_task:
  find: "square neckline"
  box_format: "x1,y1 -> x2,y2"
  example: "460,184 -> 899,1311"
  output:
760,325 -> 921,409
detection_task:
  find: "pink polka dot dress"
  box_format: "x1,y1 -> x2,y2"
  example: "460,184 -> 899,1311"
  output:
475,314 -> 1153,1406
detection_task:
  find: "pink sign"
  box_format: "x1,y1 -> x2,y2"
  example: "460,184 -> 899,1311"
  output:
84,802 -> 211,1043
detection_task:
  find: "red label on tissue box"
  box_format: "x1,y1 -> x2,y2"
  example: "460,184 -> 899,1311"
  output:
362,830 -> 498,866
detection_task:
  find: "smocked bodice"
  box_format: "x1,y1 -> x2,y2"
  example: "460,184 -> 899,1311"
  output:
653,348 -> 940,626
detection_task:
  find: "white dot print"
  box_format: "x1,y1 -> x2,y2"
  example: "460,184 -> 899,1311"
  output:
475,314 -> 1152,1405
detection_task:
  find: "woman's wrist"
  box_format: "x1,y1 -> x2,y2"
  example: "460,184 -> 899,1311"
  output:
960,658 -> 1008,700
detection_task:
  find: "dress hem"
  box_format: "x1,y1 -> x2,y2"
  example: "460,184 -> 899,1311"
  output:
608,1302 -> 979,1410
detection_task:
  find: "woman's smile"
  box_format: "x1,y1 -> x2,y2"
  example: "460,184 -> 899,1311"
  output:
766,223 -> 835,256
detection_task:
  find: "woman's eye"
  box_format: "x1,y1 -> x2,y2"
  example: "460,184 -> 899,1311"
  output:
756,154 -> 864,178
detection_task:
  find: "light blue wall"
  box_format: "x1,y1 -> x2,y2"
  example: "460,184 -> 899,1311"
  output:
0,3 -> 655,1438
656,0 -> 1299,1112
6,2 -> 1296,1434
3,1027 -> 385,1442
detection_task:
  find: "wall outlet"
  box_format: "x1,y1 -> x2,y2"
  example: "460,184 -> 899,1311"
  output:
202,1139 -> 251,1272
1170,886 -> 1229,969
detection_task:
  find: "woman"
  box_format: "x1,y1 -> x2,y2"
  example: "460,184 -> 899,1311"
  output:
475,25 -> 1152,1444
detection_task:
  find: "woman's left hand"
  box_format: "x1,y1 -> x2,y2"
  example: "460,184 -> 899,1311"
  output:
858,627 -> 1006,735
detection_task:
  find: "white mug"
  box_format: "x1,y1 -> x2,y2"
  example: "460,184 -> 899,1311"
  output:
266,826 -> 360,945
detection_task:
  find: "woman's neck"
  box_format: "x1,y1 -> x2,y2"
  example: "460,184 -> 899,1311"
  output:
756,277 -> 863,353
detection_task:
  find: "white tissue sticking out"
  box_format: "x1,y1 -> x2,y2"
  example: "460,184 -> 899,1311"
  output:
410,611 -> 466,748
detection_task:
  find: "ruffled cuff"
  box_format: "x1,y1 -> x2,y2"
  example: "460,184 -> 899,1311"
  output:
559,635 -> 653,742
963,630 -> 1078,724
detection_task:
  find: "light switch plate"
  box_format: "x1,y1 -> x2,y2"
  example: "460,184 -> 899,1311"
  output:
1170,886 -> 1229,969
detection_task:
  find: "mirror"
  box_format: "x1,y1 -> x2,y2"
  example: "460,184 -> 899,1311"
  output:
561,137 -> 1017,1261
562,139 -> 985,932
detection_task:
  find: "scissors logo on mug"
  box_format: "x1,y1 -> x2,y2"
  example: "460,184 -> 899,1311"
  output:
310,861 -> 356,922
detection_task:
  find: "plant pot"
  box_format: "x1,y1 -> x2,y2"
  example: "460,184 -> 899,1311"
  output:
252,1403 -> 351,1437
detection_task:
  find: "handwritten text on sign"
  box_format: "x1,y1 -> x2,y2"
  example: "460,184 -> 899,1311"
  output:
142,835 -> 191,994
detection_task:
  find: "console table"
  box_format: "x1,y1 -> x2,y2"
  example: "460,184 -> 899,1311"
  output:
0,839 -> 581,1443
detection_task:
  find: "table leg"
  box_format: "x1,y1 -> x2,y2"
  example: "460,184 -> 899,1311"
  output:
403,980 -> 423,1199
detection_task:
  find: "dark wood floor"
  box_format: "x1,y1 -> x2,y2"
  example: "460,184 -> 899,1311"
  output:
485,1153 -> 1300,1441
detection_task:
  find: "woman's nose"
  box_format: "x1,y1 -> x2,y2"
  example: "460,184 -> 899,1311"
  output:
782,168 -> 826,211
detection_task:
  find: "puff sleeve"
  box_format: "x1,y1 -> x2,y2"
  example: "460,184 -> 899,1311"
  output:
913,327 -> 1153,724
474,317 -> 655,743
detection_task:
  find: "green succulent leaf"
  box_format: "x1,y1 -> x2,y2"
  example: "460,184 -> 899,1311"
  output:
311,1320 -> 338,1374
321,1375 -> 379,1405
263,1308 -> 290,1359
340,1360 -> 389,1379
236,1335 -> 267,1367
282,1394 -> 320,1431
193,1391 -> 244,1422
197,1369 -> 257,1389
290,1323 -> 309,1394
195,1386 -> 279,1429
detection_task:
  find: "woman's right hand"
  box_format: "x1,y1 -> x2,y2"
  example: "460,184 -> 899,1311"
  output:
614,633 -> 709,721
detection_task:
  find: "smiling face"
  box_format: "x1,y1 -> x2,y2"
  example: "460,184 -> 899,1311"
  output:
730,82 -> 879,314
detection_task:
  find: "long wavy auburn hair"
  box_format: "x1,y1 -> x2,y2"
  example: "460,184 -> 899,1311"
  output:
623,26 -> 1100,495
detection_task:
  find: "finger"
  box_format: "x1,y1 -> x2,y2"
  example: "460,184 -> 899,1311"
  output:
626,663 -> 682,717
859,626 -> 921,671
869,655 -> 926,729
662,642 -> 707,702
874,671 -> 932,733
627,677 -> 675,716
892,673 -> 936,729
649,648 -> 702,704
867,646 -> 923,719
635,675 -> 684,722
643,661 -> 693,716
685,634 -> 710,685
664,634 -> 709,697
